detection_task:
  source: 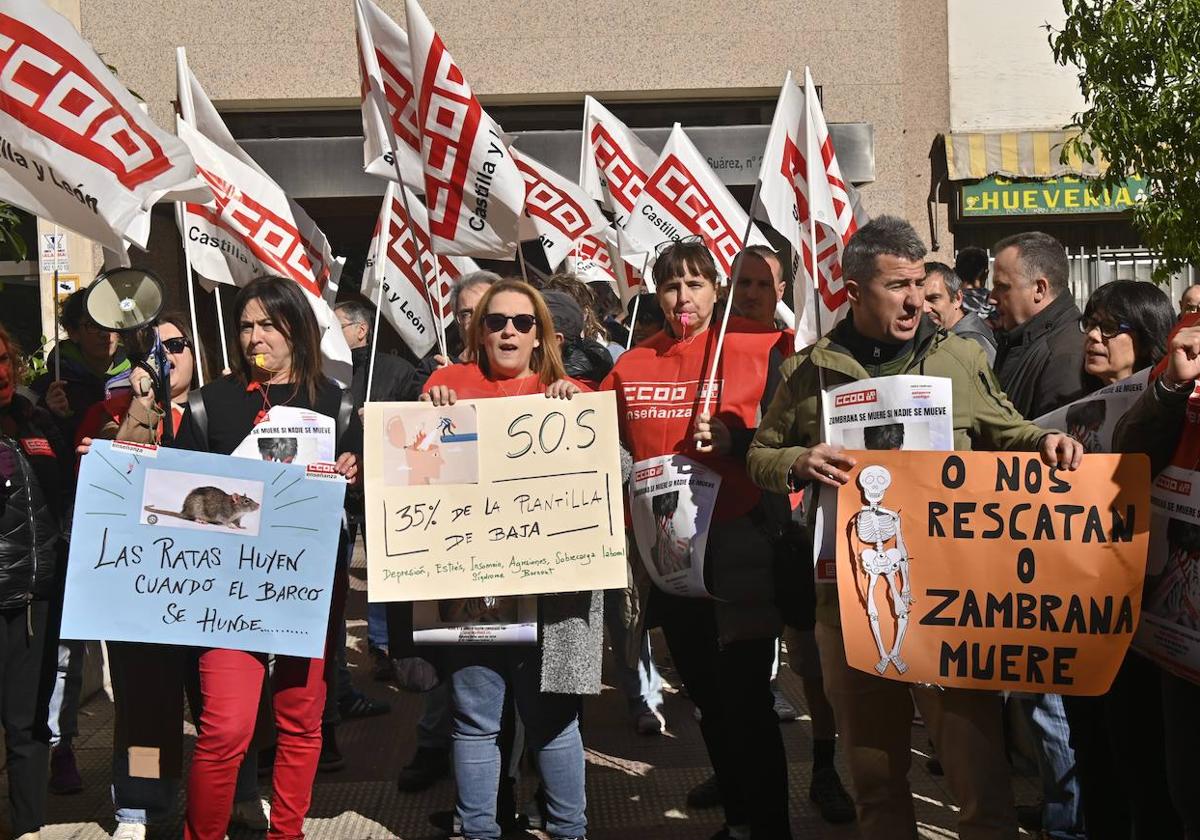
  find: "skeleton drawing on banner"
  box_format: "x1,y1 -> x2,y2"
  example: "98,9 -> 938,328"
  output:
852,466 -> 912,674
1147,517 -> 1200,630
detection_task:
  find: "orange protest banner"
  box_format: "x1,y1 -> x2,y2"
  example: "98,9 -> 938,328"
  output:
835,451 -> 1150,695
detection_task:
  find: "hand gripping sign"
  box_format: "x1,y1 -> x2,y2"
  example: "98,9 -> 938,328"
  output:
0,1 -> 210,252
405,0 -> 524,258
623,124 -> 770,280
835,450 -> 1149,695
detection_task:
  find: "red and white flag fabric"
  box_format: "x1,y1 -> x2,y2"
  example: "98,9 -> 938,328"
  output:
0,0 -> 210,254
578,96 -> 656,227
177,51 -> 343,305
512,148 -> 607,269
362,180 -> 478,357
622,123 -> 769,281
567,227 -> 645,308
757,69 -> 866,348
355,0 -> 423,187
174,55 -> 351,384
405,0 -> 524,258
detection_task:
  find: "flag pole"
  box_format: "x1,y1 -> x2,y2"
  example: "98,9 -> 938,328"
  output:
51,221 -> 61,382
804,66 -> 829,435
700,177 -> 764,418
516,244 -> 530,284
625,293 -> 641,349
177,207 -> 206,386
365,192 -> 389,401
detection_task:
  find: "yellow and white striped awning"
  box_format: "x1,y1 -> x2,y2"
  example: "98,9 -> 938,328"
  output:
945,130 -> 1107,181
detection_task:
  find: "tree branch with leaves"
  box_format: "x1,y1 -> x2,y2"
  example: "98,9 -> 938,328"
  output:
1051,0 -> 1200,279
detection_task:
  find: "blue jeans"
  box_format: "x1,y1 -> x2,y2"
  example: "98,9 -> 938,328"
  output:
603,589 -> 662,715
48,640 -> 85,748
448,647 -> 585,840
1017,692 -> 1084,840
367,603 -> 389,651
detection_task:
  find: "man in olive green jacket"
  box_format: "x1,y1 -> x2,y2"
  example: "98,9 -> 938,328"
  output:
747,216 -> 1083,840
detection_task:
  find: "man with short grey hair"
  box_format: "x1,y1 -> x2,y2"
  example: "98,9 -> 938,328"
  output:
748,215 -> 1083,840
1179,282 -> 1200,318
923,262 -> 996,365
414,270 -> 501,389
990,231 -> 1089,418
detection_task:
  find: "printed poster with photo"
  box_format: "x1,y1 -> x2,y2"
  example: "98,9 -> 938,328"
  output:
411,596 -> 538,644
141,469 -> 264,537
629,454 -> 722,597
230,405 -> 336,465
813,375 -> 954,582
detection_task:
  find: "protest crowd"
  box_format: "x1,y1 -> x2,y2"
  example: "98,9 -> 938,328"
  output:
0,2 -> 1198,840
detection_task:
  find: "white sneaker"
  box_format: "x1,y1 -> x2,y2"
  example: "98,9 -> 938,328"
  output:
230,797 -> 271,831
112,825 -> 146,840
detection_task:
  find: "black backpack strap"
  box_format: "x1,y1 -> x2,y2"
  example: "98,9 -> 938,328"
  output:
185,390 -> 209,450
336,389 -> 354,447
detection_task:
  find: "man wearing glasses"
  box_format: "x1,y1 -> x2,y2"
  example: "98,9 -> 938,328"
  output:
987,230 -> 1088,840
1179,283 -> 1200,318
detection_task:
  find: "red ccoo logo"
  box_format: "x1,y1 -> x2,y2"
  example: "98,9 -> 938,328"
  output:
834,389 -> 877,408
0,15 -> 171,190
634,464 -> 664,482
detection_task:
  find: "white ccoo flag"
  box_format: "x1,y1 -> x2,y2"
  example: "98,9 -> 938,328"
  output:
567,227 -> 645,308
757,69 -> 865,347
363,180 -> 478,357
355,0 -> 424,187
405,0 -> 524,258
579,96 -> 656,227
175,54 -> 351,385
0,1 -> 210,253
512,148 -> 607,270
623,123 -> 769,281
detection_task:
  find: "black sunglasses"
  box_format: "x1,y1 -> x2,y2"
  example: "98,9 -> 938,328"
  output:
654,234 -> 705,256
482,313 -> 537,334
1078,316 -> 1132,341
162,336 -> 192,354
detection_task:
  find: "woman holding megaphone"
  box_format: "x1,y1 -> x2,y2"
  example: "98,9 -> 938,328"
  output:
171,276 -> 360,840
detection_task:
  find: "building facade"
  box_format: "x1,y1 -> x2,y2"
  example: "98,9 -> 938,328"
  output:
8,0 -> 956,368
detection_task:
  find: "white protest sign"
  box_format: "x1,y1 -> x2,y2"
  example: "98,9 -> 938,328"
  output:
813,375 -> 954,581
629,454 -> 721,598
39,231 -> 68,273
364,392 -> 627,601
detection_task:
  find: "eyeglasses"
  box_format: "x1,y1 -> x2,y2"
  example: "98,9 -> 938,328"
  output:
162,336 -> 192,354
455,308 -> 474,323
654,234 -> 706,256
482,313 -> 537,334
1183,303 -> 1200,315
1078,316 -> 1132,340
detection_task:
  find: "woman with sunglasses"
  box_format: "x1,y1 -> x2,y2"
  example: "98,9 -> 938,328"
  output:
601,240 -> 792,840
1061,280 -> 1181,840
422,279 -> 598,840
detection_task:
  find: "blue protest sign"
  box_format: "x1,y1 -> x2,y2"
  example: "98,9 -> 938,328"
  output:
62,440 -> 346,658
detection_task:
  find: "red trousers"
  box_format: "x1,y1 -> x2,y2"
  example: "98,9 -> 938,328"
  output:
184,650 -> 326,840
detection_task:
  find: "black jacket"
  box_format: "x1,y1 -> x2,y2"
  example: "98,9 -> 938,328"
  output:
349,346 -> 419,408
562,339 -> 614,388
994,293 -> 1094,419
0,394 -> 68,608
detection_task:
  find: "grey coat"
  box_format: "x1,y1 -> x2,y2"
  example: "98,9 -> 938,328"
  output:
952,311 -> 998,367
539,591 -> 604,694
